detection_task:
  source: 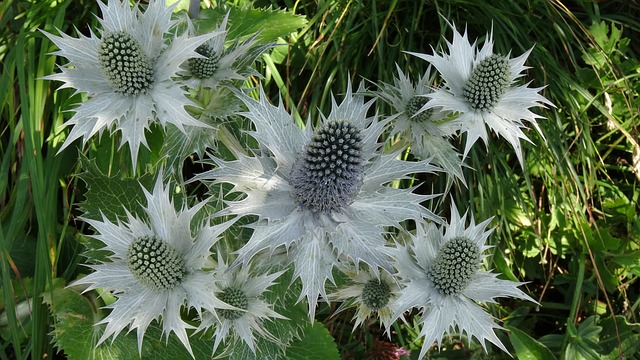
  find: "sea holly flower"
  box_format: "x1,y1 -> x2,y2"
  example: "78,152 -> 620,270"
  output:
331,268 -> 402,336
193,82 -> 442,320
197,256 -> 286,354
391,205 -> 536,359
43,0 -> 214,168
408,22 -> 553,166
373,65 -> 465,182
72,175 -> 236,357
182,12 -> 271,89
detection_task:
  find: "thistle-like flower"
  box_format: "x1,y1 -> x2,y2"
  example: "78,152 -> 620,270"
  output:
44,0 -> 213,168
72,175 -> 235,357
331,268 -> 401,336
193,83 -> 441,320
198,256 -> 286,354
373,65 -> 464,182
391,205 -> 536,359
408,22 -> 553,166
182,12 -> 271,89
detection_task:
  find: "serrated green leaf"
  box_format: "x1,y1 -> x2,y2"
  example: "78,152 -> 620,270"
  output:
286,322 -> 339,360
43,282 -> 214,359
162,87 -> 242,173
198,7 -> 307,45
599,316 -> 640,359
506,325 -> 557,360
418,134 -> 465,184
589,21 -> 609,51
77,154 -> 155,221
162,125 -> 218,174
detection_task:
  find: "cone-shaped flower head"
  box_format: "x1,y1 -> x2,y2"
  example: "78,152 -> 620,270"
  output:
197,257 -> 286,354
43,0 -> 214,168
192,82 -> 442,320
72,175 -> 235,357
181,12 -> 272,89
392,204 -> 536,359
408,22 -> 553,166
373,65 -> 465,183
331,268 -> 402,336
289,119 -> 365,213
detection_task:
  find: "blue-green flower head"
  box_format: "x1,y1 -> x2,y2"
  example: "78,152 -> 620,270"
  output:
391,204 -> 537,359
372,66 -> 465,183
71,174 -> 237,358
181,12 -> 274,89
290,119 -> 365,213
217,287 -> 249,320
462,54 -> 510,112
188,44 -> 220,79
426,236 -> 481,296
330,269 -> 401,336
127,235 -> 188,291
196,258 -> 286,354
362,278 -> 391,311
405,96 -> 433,123
98,31 -> 155,95
407,21 -> 554,167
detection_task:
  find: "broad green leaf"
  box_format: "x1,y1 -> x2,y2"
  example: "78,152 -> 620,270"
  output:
491,249 -> 519,282
599,315 -> 640,358
42,282 -> 213,359
286,321 -> 340,360
77,154 -> 155,221
197,7 -> 307,45
0,278 -> 34,309
506,325 -> 557,360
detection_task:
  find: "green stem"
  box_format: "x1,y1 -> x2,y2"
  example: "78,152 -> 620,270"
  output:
218,125 -> 248,157
561,251 -> 585,356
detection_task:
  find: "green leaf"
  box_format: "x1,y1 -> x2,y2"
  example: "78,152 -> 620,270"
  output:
198,7 -> 307,45
162,87 -> 242,173
420,134 -> 465,184
42,281 -> 214,359
506,325 -> 557,360
286,322 -> 340,360
77,154 -> 155,221
599,316 -> 640,358
162,124 -> 218,174
565,317 -> 603,360
491,250 -> 519,282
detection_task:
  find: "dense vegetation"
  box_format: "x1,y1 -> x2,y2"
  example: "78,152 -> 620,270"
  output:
1,0 -> 638,359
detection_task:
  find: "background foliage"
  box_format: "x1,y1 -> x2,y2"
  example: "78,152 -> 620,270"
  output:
1,0 -> 639,359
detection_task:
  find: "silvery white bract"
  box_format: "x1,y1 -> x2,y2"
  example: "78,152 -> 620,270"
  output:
43,0 -> 213,168
391,205 -> 535,359
193,83 -> 442,320
197,256 -> 286,355
373,65 -> 465,183
72,175 -> 235,357
408,22 -> 553,166
181,12 -> 270,89
331,269 -> 402,336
